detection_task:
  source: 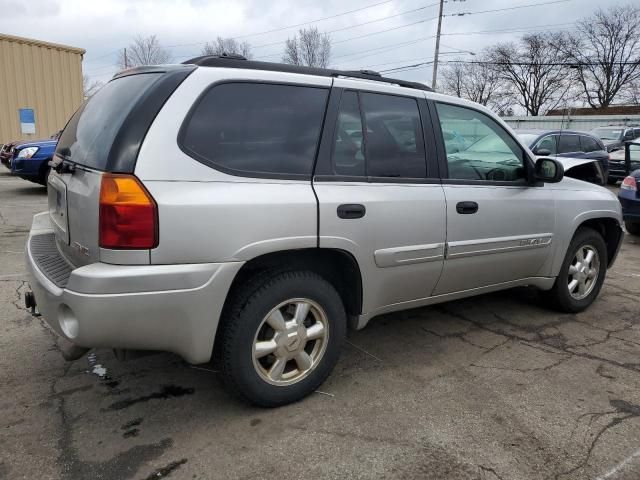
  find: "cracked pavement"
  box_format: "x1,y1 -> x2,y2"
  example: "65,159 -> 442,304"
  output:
1,171 -> 639,479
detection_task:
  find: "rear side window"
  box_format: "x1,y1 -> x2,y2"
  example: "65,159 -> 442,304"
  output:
361,93 -> 426,178
558,135 -> 581,154
580,135 -> 600,153
333,91 -> 366,176
180,83 -> 329,177
330,91 -> 426,178
57,73 -> 162,170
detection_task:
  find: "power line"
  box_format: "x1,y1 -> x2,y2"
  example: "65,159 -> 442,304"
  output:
381,59 -> 640,75
326,2 -> 440,35
166,0 -> 398,48
446,0 -> 572,17
251,6 -> 441,50
333,21 -> 574,65
252,16 -> 440,59
233,0 -> 395,39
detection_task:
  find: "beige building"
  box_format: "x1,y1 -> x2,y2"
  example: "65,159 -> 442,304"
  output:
0,33 -> 85,144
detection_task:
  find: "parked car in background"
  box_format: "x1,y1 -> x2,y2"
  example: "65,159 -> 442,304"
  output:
515,129 -> 609,184
1,140 -> 20,167
25,58 -> 624,407
618,170 -> 640,235
10,137 -> 57,185
609,141 -> 640,184
591,126 -> 636,152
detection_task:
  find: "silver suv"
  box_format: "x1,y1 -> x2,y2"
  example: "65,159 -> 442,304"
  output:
26,56 -> 624,406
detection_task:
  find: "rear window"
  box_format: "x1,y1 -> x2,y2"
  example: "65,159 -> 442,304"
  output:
56,73 -> 162,170
580,135 -> 600,153
180,83 -> 329,178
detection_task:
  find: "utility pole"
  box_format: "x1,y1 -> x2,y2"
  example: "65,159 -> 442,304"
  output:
124,48 -> 128,69
431,0 -> 444,90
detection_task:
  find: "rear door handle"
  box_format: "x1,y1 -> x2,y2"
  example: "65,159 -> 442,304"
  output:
456,201 -> 478,214
337,204 -> 366,219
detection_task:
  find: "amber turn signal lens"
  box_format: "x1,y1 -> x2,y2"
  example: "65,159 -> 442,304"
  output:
99,174 -> 158,249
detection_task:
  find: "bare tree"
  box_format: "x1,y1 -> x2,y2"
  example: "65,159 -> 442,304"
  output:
439,53 -> 513,113
202,37 -> 252,59
555,5 -> 640,108
82,74 -> 103,99
622,81 -> 640,105
116,35 -> 171,69
282,27 -> 331,68
488,33 -> 571,116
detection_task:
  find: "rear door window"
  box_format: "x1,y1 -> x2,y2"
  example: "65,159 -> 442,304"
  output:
558,135 -> 581,154
180,83 -> 329,177
333,91 -> 366,176
57,73 -> 163,170
330,91 -> 427,179
360,92 -> 426,178
580,136 -> 600,153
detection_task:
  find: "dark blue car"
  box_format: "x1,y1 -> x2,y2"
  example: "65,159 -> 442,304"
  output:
612,143 -> 640,235
10,136 -> 58,185
515,129 -> 610,183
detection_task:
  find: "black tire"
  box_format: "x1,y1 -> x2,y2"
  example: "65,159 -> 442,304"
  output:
625,221 -> 640,236
220,270 -> 346,407
38,164 -> 51,186
544,227 -> 607,313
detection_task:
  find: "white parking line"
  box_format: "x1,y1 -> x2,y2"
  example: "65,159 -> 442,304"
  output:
596,448 -> 640,480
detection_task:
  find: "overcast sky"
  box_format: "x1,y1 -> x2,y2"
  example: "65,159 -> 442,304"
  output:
0,0 -> 610,85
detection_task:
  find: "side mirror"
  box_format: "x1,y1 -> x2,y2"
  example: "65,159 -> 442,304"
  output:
534,148 -> 551,156
535,157 -> 564,183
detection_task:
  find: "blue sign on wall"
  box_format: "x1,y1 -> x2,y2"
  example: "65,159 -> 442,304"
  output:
19,108 -> 36,134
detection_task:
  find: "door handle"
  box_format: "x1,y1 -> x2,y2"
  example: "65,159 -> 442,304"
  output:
456,201 -> 478,214
337,204 -> 366,219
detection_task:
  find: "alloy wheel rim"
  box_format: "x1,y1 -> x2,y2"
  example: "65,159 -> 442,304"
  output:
567,244 -> 600,300
252,298 -> 329,386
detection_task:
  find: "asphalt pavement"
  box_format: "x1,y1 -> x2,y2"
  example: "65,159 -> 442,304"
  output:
1,171 -> 639,480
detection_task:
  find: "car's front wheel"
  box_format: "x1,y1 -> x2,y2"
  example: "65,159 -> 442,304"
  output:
544,227 -> 607,313
220,270 -> 346,407
625,221 -> 640,236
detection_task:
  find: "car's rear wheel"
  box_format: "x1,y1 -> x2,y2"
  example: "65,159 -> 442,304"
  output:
220,270 -> 346,407
625,221 -> 640,236
544,227 -> 607,313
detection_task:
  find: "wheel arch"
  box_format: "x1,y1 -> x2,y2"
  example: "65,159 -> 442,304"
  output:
212,248 -> 363,361
571,214 -> 623,268
575,217 -> 623,267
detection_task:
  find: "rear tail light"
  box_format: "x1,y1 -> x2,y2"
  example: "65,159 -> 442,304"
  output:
99,174 -> 158,249
621,176 -> 637,191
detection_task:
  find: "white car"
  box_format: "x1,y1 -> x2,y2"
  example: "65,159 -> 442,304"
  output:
25,56 -> 624,406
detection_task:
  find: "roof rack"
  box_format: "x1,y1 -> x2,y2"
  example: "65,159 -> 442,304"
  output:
181,55 -> 432,92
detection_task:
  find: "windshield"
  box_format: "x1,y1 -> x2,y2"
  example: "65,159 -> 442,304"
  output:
516,133 -> 539,147
56,73 -> 162,170
592,128 -> 622,141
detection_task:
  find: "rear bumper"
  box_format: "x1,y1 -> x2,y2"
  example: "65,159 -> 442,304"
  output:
25,212 -> 243,364
619,192 -> 640,222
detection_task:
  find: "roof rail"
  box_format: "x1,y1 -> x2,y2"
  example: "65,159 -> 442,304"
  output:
181,55 -> 432,92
